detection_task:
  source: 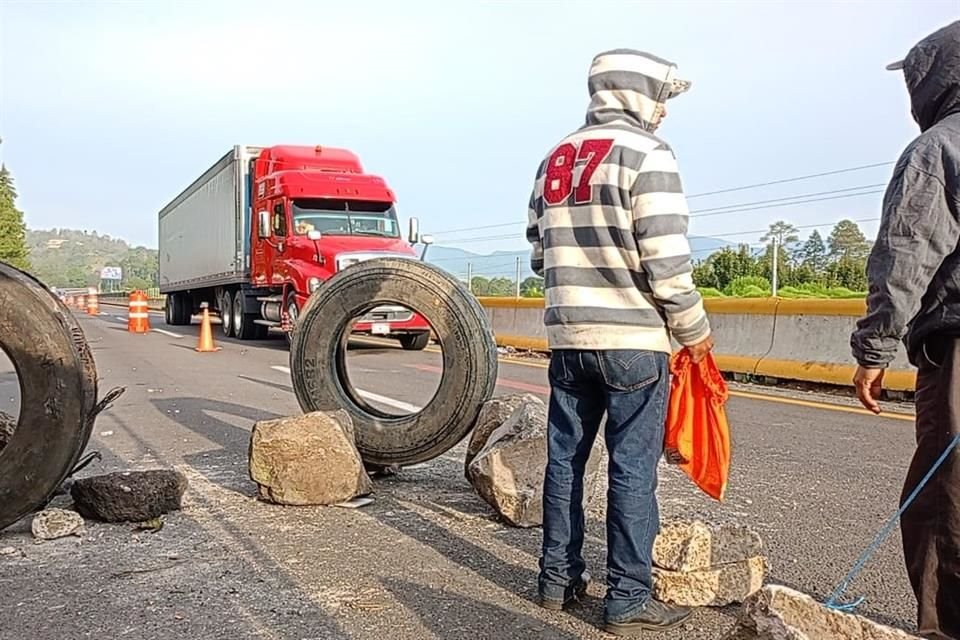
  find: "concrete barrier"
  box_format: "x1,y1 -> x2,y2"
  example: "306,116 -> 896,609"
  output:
476,297 -> 918,392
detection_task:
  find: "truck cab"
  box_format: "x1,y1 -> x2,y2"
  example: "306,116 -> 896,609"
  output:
244,145 -> 433,349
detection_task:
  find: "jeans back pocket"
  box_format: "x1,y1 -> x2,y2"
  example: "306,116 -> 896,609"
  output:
597,350 -> 662,392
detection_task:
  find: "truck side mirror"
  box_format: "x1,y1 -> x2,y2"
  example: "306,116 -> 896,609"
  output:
420,234 -> 434,246
307,230 -> 323,242
408,217 -> 420,245
258,211 -> 272,239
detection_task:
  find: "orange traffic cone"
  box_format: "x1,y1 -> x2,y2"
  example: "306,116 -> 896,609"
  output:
128,290 -> 151,333
195,303 -> 220,352
86,287 -> 99,316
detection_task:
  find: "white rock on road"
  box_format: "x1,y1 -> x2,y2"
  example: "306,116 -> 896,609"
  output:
724,585 -> 922,639
463,394 -> 540,476
249,410 -> 373,506
31,509 -> 84,540
654,520 -> 764,573
653,556 -> 766,607
466,396 -> 603,528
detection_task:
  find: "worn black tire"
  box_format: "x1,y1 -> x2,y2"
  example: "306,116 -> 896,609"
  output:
289,258 -> 498,467
399,332 -> 430,351
165,292 -> 191,326
0,263 -> 99,531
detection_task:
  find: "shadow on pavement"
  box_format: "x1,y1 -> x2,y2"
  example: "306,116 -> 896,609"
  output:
150,396 -> 282,497
0,410 -> 350,640
381,576 -> 582,639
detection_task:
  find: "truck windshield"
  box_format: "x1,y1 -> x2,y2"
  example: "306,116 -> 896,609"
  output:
291,199 -> 400,238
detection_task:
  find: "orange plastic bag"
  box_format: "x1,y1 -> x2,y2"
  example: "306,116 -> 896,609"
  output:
664,349 -> 731,501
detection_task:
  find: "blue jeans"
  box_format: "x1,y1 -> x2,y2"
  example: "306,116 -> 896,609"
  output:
538,349 -> 669,623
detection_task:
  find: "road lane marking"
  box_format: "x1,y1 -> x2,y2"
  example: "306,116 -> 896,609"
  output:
272,348 -> 916,423
269,366 -> 422,412
354,390 -> 422,413
406,363 -> 550,395
152,329 -> 184,339
727,390 -> 915,422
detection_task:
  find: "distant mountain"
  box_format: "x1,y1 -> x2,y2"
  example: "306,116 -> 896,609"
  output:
26,228 -> 158,290
426,236 -> 734,280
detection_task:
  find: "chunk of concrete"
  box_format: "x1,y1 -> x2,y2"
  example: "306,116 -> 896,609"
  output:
0,410 -> 15,451
464,394 -> 541,478
723,585 -> 921,639
249,411 -> 372,506
653,556 -> 766,607
71,470 -> 188,523
31,509 -> 84,540
654,520 -> 764,572
467,397 -> 602,528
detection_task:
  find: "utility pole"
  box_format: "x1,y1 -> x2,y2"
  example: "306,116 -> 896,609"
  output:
515,257 -> 521,299
466,262 -> 473,293
771,236 -> 780,298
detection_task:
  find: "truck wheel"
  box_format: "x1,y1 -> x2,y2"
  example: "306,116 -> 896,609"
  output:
284,296 -> 299,347
233,290 -> 258,340
175,293 -> 193,325
220,291 -> 234,338
0,263 -> 100,531
289,258 -> 498,467
165,293 -> 191,326
399,332 -> 430,351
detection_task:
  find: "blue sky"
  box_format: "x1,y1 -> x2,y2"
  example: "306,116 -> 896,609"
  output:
1,0 -> 956,256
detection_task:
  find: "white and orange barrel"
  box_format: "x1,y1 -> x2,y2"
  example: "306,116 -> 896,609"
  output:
86,287 -> 99,316
128,290 -> 151,333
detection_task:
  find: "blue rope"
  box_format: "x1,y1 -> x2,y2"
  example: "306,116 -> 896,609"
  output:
824,431 -> 960,612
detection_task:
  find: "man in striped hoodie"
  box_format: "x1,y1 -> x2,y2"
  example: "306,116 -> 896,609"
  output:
527,49 -> 713,635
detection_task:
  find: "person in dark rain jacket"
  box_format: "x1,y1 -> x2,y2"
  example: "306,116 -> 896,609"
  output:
851,20 -> 960,640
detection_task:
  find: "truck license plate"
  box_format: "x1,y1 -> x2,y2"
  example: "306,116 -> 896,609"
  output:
372,323 -> 390,335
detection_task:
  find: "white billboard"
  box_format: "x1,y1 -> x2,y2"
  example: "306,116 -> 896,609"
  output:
100,266 -> 123,281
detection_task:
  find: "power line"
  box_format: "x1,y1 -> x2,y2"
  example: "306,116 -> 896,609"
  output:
689,184 -> 885,217
432,189 -> 884,245
431,161 -> 893,237
433,183 -> 886,239
692,189 -> 885,219
686,161 -> 893,199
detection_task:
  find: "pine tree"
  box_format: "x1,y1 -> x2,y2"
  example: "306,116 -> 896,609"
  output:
827,220 -> 870,261
801,230 -> 829,274
0,143 -> 31,272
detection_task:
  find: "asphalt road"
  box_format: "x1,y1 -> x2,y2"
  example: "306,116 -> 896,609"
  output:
0,307 -> 925,639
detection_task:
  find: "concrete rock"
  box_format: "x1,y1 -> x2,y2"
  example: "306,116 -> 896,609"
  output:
467,397 -> 602,528
654,520 -> 764,572
723,585 -> 921,640
464,394 -> 541,477
653,556 -> 766,607
0,410 -> 16,451
71,470 -> 188,523
249,411 -> 372,506
31,509 -> 84,540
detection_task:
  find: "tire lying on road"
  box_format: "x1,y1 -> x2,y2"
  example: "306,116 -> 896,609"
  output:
289,258 -> 499,468
0,263 -> 100,531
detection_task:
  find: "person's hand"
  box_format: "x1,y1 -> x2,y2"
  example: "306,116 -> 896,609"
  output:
854,366 -> 885,414
686,334 -> 714,364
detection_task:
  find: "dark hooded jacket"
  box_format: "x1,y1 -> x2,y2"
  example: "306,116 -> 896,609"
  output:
851,20 -> 960,368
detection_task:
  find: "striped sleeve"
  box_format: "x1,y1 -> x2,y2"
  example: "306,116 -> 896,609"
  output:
526,175 -> 544,277
631,145 -> 710,346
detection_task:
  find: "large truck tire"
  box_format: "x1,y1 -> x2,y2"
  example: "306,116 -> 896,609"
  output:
289,258 -> 498,467
165,292 -> 192,326
399,332 -> 430,351
0,263 -> 107,531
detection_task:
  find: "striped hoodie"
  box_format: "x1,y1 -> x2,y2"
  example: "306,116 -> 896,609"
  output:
526,49 -> 710,353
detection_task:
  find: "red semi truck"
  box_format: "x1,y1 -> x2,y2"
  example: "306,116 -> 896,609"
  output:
157,144 -> 434,349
